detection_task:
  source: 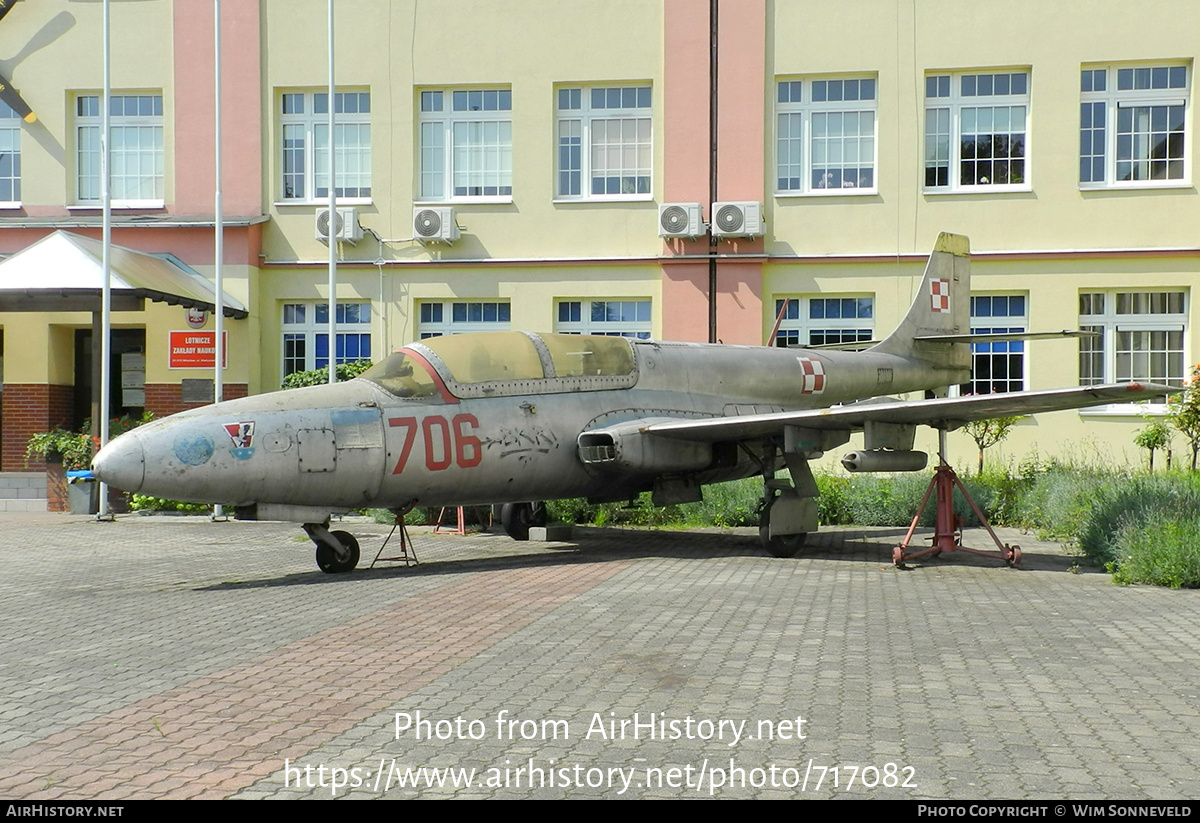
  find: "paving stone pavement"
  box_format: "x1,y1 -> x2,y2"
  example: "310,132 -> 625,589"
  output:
0,511 -> 1198,800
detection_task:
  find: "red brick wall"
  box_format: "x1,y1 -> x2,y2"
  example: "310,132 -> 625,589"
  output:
45,460 -> 68,512
144,383 -> 248,419
3,382 -> 251,471
2,384 -> 75,472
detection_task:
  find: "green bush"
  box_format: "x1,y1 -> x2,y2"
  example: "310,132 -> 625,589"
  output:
1076,473 -> 1200,568
26,412 -> 155,471
369,507 -> 441,526
1109,510 -> 1200,588
679,477 -> 762,527
546,494 -> 681,528
1008,465 -> 1112,539
282,359 -> 373,389
828,472 -> 997,528
815,474 -> 852,525
129,494 -> 211,514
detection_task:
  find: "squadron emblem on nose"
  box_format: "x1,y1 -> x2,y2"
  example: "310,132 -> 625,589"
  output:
223,421 -> 257,460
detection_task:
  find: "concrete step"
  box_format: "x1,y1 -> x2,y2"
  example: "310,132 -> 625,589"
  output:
0,472 -> 47,500
0,498 -> 49,512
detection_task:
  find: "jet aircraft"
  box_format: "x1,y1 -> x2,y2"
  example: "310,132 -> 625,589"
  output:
92,234 -> 1176,571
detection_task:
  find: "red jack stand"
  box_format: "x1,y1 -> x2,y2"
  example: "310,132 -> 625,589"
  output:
893,431 -> 1021,570
434,506 -> 491,535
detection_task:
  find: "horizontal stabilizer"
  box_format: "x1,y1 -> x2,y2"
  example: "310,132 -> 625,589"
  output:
819,329 -> 1099,351
915,330 -> 1098,344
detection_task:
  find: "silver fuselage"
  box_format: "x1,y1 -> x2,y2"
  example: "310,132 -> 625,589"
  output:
92,335 -> 963,512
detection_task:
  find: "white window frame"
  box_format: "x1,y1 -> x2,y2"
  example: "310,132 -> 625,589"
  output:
1079,64 -> 1189,190
418,88 -> 512,203
924,70 -> 1030,193
278,90 -> 371,204
280,301 -> 372,377
775,75 -> 877,196
555,85 -> 652,202
962,294 -> 1028,395
417,300 -> 511,338
0,99 -> 20,207
555,299 -> 652,338
1078,290 -> 1187,414
75,92 -> 164,208
772,296 -> 874,348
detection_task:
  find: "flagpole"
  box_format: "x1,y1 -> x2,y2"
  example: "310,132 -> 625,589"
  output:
327,0 -> 337,386
97,0 -> 112,520
214,0 -> 223,407
212,0 -> 226,521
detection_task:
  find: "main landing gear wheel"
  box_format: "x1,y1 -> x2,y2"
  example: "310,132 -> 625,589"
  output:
759,527 -> 807,559
315,530 -> 360,573
501,501 -> 547,541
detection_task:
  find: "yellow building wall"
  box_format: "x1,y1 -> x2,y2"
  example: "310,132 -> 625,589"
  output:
260,0 -> 665,266
256,262 -> 661,390
8,0 -> 175,209
768,0 -> 1200,257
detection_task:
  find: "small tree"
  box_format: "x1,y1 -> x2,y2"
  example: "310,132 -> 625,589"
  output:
960,415 -> 1023,475
1168,363 -> 1200,470
1133,418 -> 1172,471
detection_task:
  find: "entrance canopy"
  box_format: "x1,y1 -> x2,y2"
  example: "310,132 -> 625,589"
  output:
0,230 -> 247,317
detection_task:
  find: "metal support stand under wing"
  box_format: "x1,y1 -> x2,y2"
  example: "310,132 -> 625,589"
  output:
892,431 -> 1021,569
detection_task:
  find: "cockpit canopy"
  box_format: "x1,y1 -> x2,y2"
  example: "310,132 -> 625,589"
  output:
361,332 -> 639,399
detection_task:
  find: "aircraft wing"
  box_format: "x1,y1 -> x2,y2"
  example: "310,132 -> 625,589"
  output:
643,382 -> 1178,442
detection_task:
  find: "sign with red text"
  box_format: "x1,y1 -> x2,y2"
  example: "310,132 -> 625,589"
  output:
168,331 -> 229,369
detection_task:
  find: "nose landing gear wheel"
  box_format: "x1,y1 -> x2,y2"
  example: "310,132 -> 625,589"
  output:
315,530 -> 360,573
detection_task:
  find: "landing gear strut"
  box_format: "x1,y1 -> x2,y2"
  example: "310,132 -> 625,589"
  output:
757,443 -> 817,558
500,501 -> 547,541
304,522 -> 361,573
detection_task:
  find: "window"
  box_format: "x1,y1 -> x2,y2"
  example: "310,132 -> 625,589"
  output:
0,100 -> 20,204
76,93 -> 163,205
924,71 -> 1028,191
281,301 -> 372,376
962,295 -> 1027,395
1080,65 -> 1187,187
1079,291 -> 1187,387
776,76 -> 877,193
417,301 -> 510,338
279,91 -> 371,201
772,296 -> 874,347
419,89 -> 511,201
556,85 -> 651,199
556,300 -> 652,338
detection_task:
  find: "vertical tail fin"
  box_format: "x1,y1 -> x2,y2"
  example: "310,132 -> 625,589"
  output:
870,232 -> 971,375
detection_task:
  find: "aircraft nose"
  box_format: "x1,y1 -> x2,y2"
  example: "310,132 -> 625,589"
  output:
92,433 -> 145,493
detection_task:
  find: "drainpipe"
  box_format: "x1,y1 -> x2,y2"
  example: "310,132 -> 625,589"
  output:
707,0 -> 718,344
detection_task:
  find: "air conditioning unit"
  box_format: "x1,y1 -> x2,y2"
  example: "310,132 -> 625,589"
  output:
658,202 -> 705,238
710,201 -> 765,238
413,206 -> 460,244
315,207 -> 363,244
